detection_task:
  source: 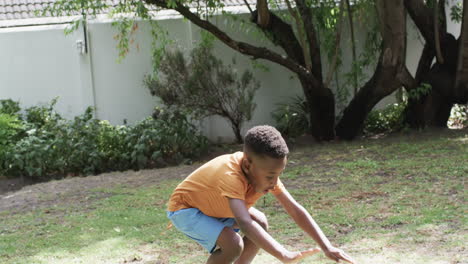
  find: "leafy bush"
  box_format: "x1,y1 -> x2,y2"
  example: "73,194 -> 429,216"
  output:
363,103 -> 406,135
0,114 -> 25,173
24,97 -> 62,129
146,41 -> 259,143
448,104 -> 468,129
0,99 -> 21,115
126,107 -> 207,169
0,113 -> 24,144
1,101 -> 208,179
272,95 -> 310,139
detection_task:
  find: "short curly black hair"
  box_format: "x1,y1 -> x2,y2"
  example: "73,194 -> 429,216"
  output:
243,125 -> 289,159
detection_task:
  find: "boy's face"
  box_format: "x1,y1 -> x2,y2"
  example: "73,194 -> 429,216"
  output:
242,153 -> 287,194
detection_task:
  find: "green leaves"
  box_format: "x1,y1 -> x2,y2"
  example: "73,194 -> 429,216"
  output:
408,83 -> 432,101
363,103 -> 406,135
146,43 -> 259,143
450,2 -> 463,23
271,95 -> 310,139
0,100 -> 207,179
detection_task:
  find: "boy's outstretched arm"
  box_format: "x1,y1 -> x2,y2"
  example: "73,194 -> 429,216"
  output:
274,190 -> 356,264
229,198 -> 320,263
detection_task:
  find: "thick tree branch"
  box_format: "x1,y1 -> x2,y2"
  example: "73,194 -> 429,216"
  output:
405,0 -> 434,45
415,43 -> 435,84
345,0 -> 358,95
454,0 -> 468,103
325,0 -> 345,88
144,0 -> 314,81
295,0 -> 323,82
256,0 -> 270,28
243,0 -> 253,15
284,0 -> 311,70
434,0 -> 444,64
251,10 -> 305,65
397,66 -> 418,91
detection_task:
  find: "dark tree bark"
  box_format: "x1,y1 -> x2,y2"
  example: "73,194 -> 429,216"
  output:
405,0 -> 466,128
336,0 -> 406,139
144,0 -> 464,141
455,0 -> 468,103
251,10 -> 335,140
147,0 -> 337,141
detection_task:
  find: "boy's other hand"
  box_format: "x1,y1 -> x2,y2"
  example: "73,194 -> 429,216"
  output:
323,246 -> 355,263
281,247 -> 321,263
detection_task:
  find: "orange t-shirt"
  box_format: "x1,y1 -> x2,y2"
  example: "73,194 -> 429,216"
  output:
167,152 -> 285,218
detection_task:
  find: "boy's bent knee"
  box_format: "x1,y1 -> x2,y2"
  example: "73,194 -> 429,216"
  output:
217,227 -> 244,258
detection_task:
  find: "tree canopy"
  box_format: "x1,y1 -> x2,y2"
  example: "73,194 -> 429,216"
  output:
44,0 -> 467,141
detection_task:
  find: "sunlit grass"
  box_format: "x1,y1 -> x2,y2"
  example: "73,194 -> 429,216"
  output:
0,129 -> 466,263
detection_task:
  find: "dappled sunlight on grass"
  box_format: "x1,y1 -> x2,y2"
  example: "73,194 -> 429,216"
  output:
23,237 -> 153,264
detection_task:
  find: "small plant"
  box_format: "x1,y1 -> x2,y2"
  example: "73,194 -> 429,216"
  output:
363,103 -> 406,135
450,2 -> 462,22
146,40 -> 259,143
408,83 -> 432,101
271,95 -> 310,139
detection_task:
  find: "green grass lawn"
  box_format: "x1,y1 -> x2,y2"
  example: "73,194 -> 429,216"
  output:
0,129 -> 466,263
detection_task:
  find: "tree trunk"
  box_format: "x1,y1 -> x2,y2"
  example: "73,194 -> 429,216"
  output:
405,0 -> 466,128
252,10 -> 335,140
454,0 -> 468,104
298,77 -> 335,141
404,43 -> 435,128
232,123 -> 243,144
335,54 -> 403,139
336,0 -> 406,140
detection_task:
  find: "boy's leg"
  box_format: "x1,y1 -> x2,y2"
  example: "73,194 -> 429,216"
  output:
207,227 -> 244,264
234,207 -> 268,264
168,208 -> 243,262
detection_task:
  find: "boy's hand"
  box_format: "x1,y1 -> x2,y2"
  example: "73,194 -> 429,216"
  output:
281,247 -> 321,263
323,246 -> 355,263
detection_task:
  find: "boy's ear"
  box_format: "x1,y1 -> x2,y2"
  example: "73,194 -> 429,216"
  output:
243,155 -> 252,170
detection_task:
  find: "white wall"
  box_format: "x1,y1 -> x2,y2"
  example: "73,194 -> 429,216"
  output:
0,24 -> 86,119
0,4 -> 463,142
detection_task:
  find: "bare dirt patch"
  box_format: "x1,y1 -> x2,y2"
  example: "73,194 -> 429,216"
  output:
0,164 -> 198,215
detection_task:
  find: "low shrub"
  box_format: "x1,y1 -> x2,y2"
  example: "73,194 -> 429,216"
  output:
271,95 -> 310,139
24,97 -> 62,129
0,101 -> 208,179
128,107 -> 208,169
0,113 -> 25,173
363,103 -> 406,135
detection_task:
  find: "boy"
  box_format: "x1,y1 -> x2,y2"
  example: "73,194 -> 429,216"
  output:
167,125 -> 355,263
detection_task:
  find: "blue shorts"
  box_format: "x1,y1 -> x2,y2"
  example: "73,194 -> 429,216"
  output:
167,208 -> 239,253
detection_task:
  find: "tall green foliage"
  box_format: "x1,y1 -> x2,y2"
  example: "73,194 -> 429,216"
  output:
145,39 -> 260,143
